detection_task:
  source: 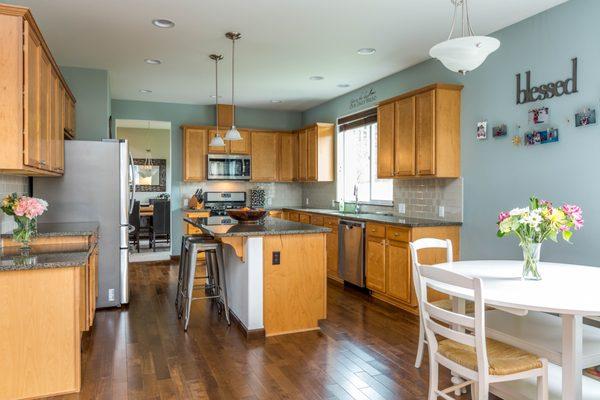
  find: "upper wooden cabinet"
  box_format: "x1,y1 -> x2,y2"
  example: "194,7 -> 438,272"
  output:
182,126 -> 208,181
0,5 -> 75,176
208,128 -> 251,154
377,83 -> 462,179
278,132 -> 297,182
297,123 -> 335,182
251,131 -> 279,181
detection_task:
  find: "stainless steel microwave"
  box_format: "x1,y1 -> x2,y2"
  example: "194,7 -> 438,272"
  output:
207,154 -> 251,180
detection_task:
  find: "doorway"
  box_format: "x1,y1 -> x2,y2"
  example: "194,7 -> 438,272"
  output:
116,119 -> 172,262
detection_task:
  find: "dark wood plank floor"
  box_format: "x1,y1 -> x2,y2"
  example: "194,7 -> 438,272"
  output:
50,260 -> 479,400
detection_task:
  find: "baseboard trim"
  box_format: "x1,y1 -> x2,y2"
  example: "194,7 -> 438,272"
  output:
228,309 -> 265,340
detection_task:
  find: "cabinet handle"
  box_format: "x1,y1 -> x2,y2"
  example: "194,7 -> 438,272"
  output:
40,160 -> 46,165
371,228 -> 375,232
393,233 -> 398,236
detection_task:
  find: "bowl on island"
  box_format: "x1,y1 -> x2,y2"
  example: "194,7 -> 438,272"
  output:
226,208 -> 268,224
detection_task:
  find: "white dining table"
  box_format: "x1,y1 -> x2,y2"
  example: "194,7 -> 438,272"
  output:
429,260 -> 600,400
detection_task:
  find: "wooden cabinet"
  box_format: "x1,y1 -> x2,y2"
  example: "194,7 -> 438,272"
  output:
183,127 -> 208,181
229,129 -> 251,154
208,129 -> 229,153
288,211 -> 300,222
386,239 -> 412,304
376,83 -> 461,179
0,5 -> 75,176
366,223 -> 387,293
323,216 -> 340,281
299,213 -> 311,224
251,131 -> 279,181
278,132 -> 297,182
297,123 -> 334,182
184,210 -> 210,234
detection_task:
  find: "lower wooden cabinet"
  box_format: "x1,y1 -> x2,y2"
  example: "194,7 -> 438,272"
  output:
299,213 -> 311,224
184,210 -> 209,235
366,235 -> 386,293
386,239 -> 412,304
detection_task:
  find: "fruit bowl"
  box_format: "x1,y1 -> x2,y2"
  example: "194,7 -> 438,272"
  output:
226,208 -> 268,224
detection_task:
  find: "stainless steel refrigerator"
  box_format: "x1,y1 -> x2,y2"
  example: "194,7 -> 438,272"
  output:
33,139 -> 133,308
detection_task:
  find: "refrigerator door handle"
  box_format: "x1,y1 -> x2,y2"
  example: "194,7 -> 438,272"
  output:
129,152 -> 136,215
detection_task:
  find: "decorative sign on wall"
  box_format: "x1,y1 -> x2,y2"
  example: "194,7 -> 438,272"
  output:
349,88 -> 377,110
516,58 -> 578,104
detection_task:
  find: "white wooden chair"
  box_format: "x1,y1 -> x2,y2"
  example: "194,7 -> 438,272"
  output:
417,265 -> 548,400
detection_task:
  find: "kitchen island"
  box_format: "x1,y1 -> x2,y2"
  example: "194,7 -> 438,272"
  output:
184,216 -> 330,337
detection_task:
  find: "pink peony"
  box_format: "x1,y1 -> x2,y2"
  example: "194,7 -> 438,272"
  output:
559,225 -> 569,231
562,204 -> 582,217
497,211 -> 510,223
13,196 -> 47,219
573,217 -> 584,230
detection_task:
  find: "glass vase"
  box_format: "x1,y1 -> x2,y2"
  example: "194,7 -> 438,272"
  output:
12,216 -> 36,252
520,241 -> 542,280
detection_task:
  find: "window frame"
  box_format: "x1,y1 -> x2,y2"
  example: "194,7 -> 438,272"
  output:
336,117 -> 393,207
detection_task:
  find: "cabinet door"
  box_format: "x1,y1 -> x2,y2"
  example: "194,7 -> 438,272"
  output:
208,130 -> 230,153
415,90 -> 436,176
229,129 -> 251,154
68,98 -> 75,137
306,127 -> 317,181
278,132 -> 297,182
56,83 -> 65,172
49,69 -> 61,173
297,129 -> 307,181
251,131 -> 278,181
386,240 -> 412,303
394,97 -> 416,176
366,237 -> 386,293
24,21 -> 41,169
326,231 -> 339,280
183,128 -> 208,181
38,50 -> 52,171
377,103 -> 395,178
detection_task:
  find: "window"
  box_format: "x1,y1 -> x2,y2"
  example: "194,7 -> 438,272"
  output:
337,110 -> 393,205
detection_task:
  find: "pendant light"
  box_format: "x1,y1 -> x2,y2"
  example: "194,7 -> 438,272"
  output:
208,54 -> 226,147
224,32 -> 242,141
429,0 -> 500,75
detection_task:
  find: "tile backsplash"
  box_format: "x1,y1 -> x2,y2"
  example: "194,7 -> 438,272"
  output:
302,178 -> 463,222
179,181 -> 302,209
0,175 -> 29,234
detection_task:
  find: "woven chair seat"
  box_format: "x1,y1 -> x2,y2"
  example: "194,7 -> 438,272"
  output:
438,338 -> 543,376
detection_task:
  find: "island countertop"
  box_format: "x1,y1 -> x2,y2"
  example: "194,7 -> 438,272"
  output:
0,221 -> 99,239
184,216 -> 331,238
0,243 -> 90,272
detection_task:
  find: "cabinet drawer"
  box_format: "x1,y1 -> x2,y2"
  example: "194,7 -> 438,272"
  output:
299,213 -> 311,224
366,223 -> 386,238
288,211 -> 300,222
310,215 -> 324,226
386,226 -> 410,242
323,216 -> 339,230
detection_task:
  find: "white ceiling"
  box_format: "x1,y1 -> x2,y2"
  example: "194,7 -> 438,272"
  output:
7,0 -> 567,111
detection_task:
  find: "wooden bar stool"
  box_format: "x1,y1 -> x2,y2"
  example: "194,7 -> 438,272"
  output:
180,236 -> 231,331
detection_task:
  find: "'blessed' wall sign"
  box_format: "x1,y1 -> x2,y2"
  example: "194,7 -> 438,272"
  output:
516,58 -> 578,105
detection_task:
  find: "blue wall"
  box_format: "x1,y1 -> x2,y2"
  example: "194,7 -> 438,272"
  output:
61,67 -> 110,141
111,99 -> 302,254
303,0 -> 600,266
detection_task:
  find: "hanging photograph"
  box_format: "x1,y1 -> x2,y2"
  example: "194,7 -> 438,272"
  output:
529,107 -> 549,124
575,108 -> 597,127
524,128 -> 559,146
493,124 -> 508,137
476,121 -> 487,140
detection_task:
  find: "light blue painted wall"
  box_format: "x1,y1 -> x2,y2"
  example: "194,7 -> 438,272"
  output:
60,67 -> 110,141
303,0 -> 600,267
111,99 -> 302,254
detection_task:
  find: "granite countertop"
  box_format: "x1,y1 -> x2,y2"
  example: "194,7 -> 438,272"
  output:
280,207 -> 462,228
0,243 -> 90,272
1,221 -> 99,239
184,217 -> 331,238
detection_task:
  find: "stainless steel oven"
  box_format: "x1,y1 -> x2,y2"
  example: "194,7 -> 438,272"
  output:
207,154 -> 251,180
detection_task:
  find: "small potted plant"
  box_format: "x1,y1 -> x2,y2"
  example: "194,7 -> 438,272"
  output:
1,193 -> 48,251
497,196 -> 583,280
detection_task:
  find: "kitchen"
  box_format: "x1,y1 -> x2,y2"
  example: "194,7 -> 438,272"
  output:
1,0 -> 600,399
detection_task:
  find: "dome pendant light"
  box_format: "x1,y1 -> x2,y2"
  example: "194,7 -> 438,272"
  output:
429,0 -> 500,75
208,54 -> 226,148
224,32 -> 242,141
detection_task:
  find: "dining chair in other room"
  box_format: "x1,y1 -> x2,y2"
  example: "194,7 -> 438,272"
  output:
417,265 -> 548,400
129,200 -> 141,252
150,200 -> 171,251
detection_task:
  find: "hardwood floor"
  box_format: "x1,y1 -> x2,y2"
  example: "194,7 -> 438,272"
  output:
49,260 -> 476,400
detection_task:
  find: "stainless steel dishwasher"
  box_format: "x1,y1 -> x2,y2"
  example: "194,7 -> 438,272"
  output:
338,219 -> 366,287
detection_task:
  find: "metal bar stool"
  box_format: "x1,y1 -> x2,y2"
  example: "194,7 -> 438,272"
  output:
175,234 -> 212,309
180,236 -> 230,331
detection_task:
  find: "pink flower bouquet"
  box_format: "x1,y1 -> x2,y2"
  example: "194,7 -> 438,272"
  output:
1,193 -> 48,248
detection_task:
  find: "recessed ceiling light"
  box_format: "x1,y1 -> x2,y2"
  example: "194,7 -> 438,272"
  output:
270,100 -> 282,104
309,76 -> 324,81
139,89 -> 152,94
152,19 -> 175,28
144,58 -> 162,65
337,84 -> 350,88
357,48 -> 376,55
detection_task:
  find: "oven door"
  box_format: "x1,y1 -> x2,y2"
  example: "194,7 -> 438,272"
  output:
207,154 -> 251,180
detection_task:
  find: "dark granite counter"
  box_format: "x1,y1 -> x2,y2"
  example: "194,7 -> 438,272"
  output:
0,221 -> 99,239
0,243 -> 90,271
184,216 -> 330,238
280,208 -> 462,228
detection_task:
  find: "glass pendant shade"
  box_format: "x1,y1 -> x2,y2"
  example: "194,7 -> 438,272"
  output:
429,36 -> 500,74
209,134 -> 225,147
224,125 -> 242,141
